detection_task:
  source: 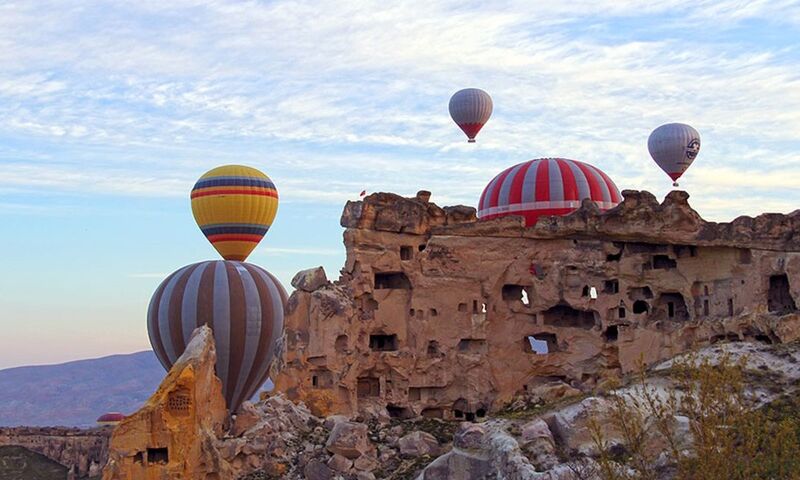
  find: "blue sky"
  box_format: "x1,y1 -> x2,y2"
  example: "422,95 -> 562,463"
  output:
1,0 -> 800,368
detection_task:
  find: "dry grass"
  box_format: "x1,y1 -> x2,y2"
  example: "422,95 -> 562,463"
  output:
587,354 -> 800,480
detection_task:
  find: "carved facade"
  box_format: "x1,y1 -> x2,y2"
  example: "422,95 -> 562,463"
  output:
274,190 -> 800,420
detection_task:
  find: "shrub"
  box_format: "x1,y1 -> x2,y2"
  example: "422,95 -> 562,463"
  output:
588,354 -> 800,480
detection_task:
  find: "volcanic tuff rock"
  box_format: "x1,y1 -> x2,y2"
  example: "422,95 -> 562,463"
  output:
0,427 -> 109,479
274,190 -> 800,420
0,445 -> 69,480
102,325 -> 232,480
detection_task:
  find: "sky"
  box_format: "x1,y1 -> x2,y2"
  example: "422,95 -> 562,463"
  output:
1,0 -> 800,369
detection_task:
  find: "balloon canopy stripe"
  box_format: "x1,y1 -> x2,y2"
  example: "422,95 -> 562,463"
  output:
147,260 -> 285,412
201,224 -> 270,236
190,188 -> 278,199
206,234 -> 265,243
193,176 -> 276,189
478,158 -> 621,226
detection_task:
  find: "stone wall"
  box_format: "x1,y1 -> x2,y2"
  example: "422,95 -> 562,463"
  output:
0,426 -> 109,478
274,190 -> 800,420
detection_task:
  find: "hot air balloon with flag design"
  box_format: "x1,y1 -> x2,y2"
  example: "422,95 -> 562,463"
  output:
647,123 -> 701,187
449,88 -> 493,143
191,165 -> 278,261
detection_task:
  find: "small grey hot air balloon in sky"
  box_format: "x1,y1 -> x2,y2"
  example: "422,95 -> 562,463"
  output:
647,123 -> 701,187
449,88 -> 493,143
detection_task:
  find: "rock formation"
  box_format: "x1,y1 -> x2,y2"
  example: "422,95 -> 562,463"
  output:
274,190 -> 800,420
102,325 -> 232,480
0,426 -> 109,478
0,445 -> 70,479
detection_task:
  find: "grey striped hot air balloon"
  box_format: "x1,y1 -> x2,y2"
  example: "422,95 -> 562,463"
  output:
449,88 -> 493,143
147,260 -> 286,412
647,123 -> 701,187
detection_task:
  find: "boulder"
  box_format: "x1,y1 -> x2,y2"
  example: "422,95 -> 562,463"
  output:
303,459 -> 334,480
232,401 -> 261,436
292,267 -> 329,292
325,421 -> 372,459
326,453 -> 353,473
398,431 -> 439,457
454,422 -> 485,450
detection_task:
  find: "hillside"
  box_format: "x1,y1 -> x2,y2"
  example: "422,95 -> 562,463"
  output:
0,351 -> 162,427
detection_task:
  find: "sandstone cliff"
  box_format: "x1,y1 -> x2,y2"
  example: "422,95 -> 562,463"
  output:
274,190 -> 800,420
102,325 -> 232,480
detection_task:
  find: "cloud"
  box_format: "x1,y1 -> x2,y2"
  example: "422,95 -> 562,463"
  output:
0,0 -> 798,224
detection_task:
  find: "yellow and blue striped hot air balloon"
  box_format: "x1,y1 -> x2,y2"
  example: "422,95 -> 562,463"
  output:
190,165 -> 278,261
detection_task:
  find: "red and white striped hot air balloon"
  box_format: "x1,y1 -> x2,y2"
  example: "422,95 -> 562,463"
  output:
147,260 -> 287,412
449,88 -> 493,143
478,158 -> 622,226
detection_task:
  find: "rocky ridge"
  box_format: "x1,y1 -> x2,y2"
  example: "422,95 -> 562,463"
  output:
274,190 -> 800,421
101,323 -> 800,479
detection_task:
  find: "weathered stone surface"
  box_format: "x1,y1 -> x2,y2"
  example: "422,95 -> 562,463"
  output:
520,419 -> 558,470
323,415 -> 349,430
275,190 -> 800,420
0,427 -> 109,478
102,326 -> 232,480
219,394 -> 320,478
454,423 -> 485,451
303,458 -> 333,480
326,452 -> 353,472
232,401 -> 261,437
292,267 -> 329,292
352,452 -> 380,471
398,430 -> 439,457
325,421 -> 372,459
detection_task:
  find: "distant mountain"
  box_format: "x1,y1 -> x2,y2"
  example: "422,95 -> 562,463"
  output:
0,351 -> 163,428
0,351 -> 276,428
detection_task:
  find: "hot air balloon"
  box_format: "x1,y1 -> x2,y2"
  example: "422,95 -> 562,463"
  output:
191,165 -> 278,262
449,88 -> 493,143
96,412 -> 125,426
147,260 -> 287,412
647,123 -> 701,187
478,158 -> 622,226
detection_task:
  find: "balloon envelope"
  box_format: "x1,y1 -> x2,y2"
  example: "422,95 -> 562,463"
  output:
478,158 -> 622,226
647,123 -> 700,185
449,88 -> 493,143
191,165 -> 278,261
147,260 -> 287,412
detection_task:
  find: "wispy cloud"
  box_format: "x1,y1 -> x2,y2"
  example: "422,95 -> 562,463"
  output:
0,0 -> 799,223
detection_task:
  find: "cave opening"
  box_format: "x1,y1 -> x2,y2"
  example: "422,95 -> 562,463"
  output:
768,274 -> 797,314
374,272 -> 411,289
369,334 -> 398,351
603,325 -> 619,342
542,305 -> 597,330
633,300 -> 649,314
147,448 -> 168,465
357,377 -> 380,398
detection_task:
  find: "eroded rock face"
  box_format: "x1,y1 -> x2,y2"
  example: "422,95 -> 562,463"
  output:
0,427 -> 109,478
102,326 -> 232,480
275,190 -> 800,420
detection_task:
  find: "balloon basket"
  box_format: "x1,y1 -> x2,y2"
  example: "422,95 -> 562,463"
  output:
467,138 -> 476,143
672,182 -> 679,187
